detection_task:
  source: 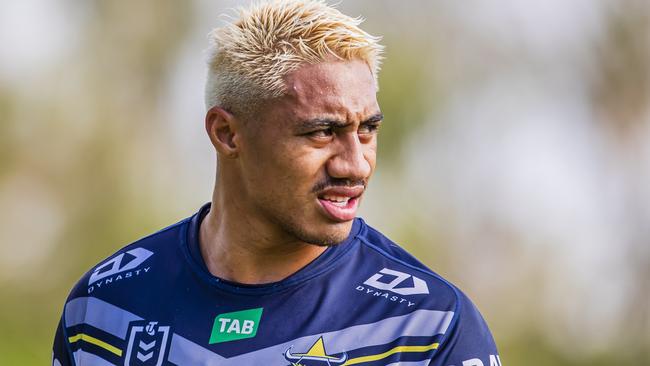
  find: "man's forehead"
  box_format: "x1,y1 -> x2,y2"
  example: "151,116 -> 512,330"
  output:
285,59 -> 375,94
280,59 -> 379,121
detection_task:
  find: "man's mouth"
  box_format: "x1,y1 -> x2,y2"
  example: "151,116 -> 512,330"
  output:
317,186 -> 364,222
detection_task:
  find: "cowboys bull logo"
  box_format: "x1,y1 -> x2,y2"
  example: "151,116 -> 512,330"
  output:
124,321 -> 170,366
284,336 -> 348,366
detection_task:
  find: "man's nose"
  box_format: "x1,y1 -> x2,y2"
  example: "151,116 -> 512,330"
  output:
326,134 -> 372,181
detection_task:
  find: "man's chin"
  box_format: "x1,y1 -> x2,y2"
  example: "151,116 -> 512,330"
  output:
295,220 -> 354,247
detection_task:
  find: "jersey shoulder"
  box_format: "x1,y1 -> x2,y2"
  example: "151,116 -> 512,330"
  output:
356,220 -> 462,310
54,217 -> 192,365
355,220 -> 500,365
65,216 -> 190,302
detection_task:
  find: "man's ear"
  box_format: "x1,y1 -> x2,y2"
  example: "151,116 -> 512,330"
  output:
205,106 -> 240,158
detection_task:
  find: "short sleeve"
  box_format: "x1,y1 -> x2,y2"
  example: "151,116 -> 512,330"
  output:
429,291 -> 502,366
53,314 -> 75,366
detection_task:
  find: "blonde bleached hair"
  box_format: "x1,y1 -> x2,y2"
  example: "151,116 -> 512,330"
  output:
204,0 -> 384,115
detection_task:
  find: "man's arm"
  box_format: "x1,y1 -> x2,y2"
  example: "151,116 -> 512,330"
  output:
430,291 -> 502,366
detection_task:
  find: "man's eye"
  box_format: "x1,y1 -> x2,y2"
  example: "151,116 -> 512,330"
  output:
309,129 -> 334,138
359,123 -> 380,135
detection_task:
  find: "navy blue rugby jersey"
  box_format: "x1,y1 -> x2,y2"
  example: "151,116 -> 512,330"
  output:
53,204 -> 501,366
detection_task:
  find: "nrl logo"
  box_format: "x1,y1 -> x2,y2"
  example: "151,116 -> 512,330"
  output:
124,321 -> 170,366
284,336 -> 348,366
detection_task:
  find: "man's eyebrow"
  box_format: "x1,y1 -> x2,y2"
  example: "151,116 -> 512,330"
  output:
299,118 -> 349,129
298,112 -> 384,129
362,113 -> 384,124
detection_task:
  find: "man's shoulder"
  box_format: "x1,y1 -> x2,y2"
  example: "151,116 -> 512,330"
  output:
354,220 -> 499,364
65,216 -> 190,302
354,220 -> 494,328
353,220 -> 462,311
55,216 -> 198,363
356,221 -> 459,292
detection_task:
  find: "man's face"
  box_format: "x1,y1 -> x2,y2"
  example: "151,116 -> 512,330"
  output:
236,59 -> 381,246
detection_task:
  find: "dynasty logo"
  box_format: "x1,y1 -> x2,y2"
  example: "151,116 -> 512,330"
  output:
87,247 -> 154,293
355,268 -> 430,307
284,336 -> 348,366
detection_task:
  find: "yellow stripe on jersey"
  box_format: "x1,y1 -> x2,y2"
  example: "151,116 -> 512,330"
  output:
68,333 -> 123,356
343,342 -> 439,365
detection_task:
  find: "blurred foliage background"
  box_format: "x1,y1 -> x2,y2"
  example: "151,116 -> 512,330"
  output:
0,0 -> 648,364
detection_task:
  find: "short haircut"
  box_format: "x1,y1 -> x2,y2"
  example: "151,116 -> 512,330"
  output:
204,0 -> 384,116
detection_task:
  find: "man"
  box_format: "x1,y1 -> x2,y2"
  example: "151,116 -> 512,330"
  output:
53,1 -> 501,365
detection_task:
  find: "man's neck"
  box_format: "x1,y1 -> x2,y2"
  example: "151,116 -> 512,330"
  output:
198,199 -> 327,285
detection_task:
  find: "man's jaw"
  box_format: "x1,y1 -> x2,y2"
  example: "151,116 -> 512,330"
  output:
316,186 -> 364,222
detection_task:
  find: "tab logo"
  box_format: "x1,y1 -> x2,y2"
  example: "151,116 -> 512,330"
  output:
363,268 -> 429,295
209,308 -> 263,344
89,247 -> 153,285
